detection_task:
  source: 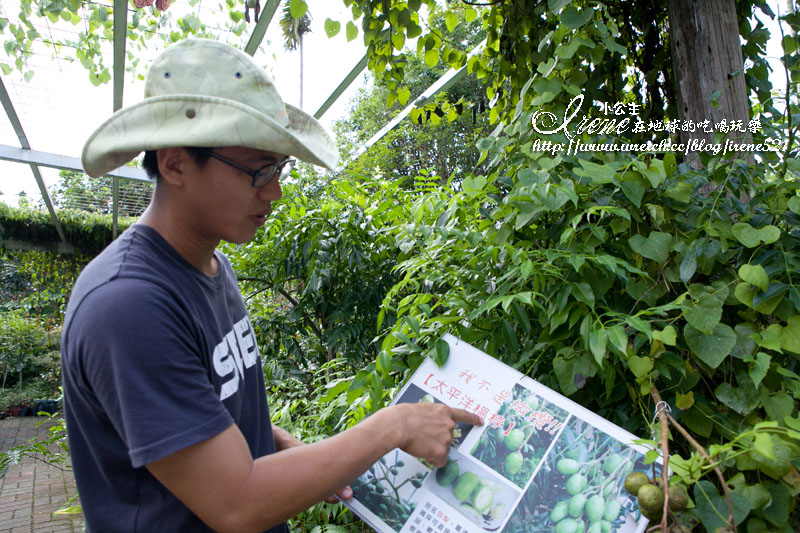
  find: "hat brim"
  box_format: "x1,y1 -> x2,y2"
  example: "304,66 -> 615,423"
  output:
81,94 -> 339,178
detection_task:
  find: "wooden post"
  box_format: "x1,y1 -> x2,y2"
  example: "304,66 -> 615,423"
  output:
668,0 -> 753,168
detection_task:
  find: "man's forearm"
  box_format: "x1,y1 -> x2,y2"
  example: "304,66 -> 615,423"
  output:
147,402 -> 479,532
271,424 -> 303,452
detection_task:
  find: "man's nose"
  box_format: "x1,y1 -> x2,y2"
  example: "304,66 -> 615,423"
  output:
257,178 -> 282,201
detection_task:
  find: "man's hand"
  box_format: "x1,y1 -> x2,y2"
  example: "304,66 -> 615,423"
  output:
389,403 -> 483,467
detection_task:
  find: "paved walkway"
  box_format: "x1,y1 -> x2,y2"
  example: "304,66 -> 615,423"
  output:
0,417 -> 83,532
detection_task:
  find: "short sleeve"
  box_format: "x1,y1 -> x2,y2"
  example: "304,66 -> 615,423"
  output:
66,277 -> 233,468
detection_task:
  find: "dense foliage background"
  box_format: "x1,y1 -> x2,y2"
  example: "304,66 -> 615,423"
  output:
1,0 -> 799,531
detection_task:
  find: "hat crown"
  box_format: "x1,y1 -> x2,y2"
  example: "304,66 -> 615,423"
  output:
82,37 -> 338,178
144,39 -> 289,127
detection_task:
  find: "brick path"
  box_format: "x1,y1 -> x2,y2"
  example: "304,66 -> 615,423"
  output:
0,417 -> 83,532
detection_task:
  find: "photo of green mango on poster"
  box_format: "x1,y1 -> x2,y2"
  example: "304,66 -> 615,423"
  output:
470,383 -> 570,488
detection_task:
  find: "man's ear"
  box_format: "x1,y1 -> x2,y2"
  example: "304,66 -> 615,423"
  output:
156,147 -> 189,187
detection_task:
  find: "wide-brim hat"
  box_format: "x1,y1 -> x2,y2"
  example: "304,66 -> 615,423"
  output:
82,38 -> 338,178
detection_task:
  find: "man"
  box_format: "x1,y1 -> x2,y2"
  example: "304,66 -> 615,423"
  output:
62,38 -> 481,532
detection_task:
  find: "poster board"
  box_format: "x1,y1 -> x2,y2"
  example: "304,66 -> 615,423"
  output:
345,334 -> 661,533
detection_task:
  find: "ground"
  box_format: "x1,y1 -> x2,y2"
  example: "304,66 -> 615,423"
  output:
0,417 -> 83,532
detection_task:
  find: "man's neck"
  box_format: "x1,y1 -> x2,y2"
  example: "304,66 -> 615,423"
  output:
139,204 -> 219,276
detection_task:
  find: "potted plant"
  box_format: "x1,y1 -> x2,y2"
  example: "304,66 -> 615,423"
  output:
0,388 -> 33,417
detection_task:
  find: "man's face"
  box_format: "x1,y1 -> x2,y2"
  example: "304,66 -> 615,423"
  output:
181,146 -> 285,245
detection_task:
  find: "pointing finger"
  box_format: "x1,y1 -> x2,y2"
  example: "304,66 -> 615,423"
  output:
449,407 -> 483,427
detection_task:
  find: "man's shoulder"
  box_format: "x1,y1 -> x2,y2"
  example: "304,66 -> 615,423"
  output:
63,226 -> 186,330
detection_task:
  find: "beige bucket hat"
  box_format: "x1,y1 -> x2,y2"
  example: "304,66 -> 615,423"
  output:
81,38 -> 338,178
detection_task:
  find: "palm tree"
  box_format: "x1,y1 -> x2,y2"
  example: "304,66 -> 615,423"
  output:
279,2 -> 312,109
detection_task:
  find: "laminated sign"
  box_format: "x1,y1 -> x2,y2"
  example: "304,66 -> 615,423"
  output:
345,334 -> 661,533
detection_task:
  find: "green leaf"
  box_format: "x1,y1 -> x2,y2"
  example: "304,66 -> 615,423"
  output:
464,7 -> 478,22
684,323 -> 736,368
619,172 -> 647,207
289,0 -> 308,19
755,324 -> 784,351
664,181 -> 692,203
548,0 -> 571,13
601,36 -> 627,56
747,352 -> 771,388
575,159 -> 617,184
683,293 -> 723,334
573,282 -> 595,307
323,18 -> 341,38
561,6 -> 594,28
0,63 -> 11,76
788,195 -> 800,215
445,11 -> 458,32
397,86 -> 411,106
715,382 -> 759,416
681,407 -> 712,437
424,49 -> 439,67
732,223 -> 781,248
433,338 -> 450,366
629,231 -> 671,263
762,483 -> 790,526
679,251 -> 697,283
391,31 -> 405,50
589,328 -> 608,367
781,316 -> 800,353
628,355 -> 653,378
764,392 -> 794,422
694,480 -> 751,530
652,325 -> 677,346
755,433 -> 775,460
345,21 -> 358,42
553,351 -> 596,395
607,325 -> 628,356
752,282 -> 787,312
739,264 -> 769,292
675,391 -> 694,409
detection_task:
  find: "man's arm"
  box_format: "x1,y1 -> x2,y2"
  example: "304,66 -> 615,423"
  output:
271,423 -> 353,502
271,424 -> 303,452
147,402 -> 481,533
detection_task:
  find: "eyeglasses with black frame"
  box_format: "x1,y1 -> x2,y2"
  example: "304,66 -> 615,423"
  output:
198,148 -> 295,188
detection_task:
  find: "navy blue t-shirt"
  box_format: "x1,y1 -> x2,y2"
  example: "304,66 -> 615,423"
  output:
61,224 -> 288,532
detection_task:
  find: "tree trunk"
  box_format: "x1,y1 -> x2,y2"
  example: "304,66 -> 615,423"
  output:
668,0 -> 753,168
299,38 -> 305,110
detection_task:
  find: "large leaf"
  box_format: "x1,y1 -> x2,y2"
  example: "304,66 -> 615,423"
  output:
553,351 -> 597,395
732,223 -> 780,247
781,316 -> 800,353
745,352 -> 771,388
345,21 -> 358,41
762,483 -> 791,526
739,263 -> 769,292
715,382 -> 759,416
629,231 -> 671,263
693,480 -> 751,531
560,6 -> 594,28
589,328 -> 608,367
684,323 -> 736,368
323,18 -> 341,38
289,0 -> 308,19
628,355 -> 653,378
683,292 -> 723,334
764,392 -> 795,422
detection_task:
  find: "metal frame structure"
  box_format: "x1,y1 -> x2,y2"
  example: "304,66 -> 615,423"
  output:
0,0 -> 476,247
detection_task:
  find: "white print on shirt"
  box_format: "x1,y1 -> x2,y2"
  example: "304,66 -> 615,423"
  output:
212,316 -> 260,400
